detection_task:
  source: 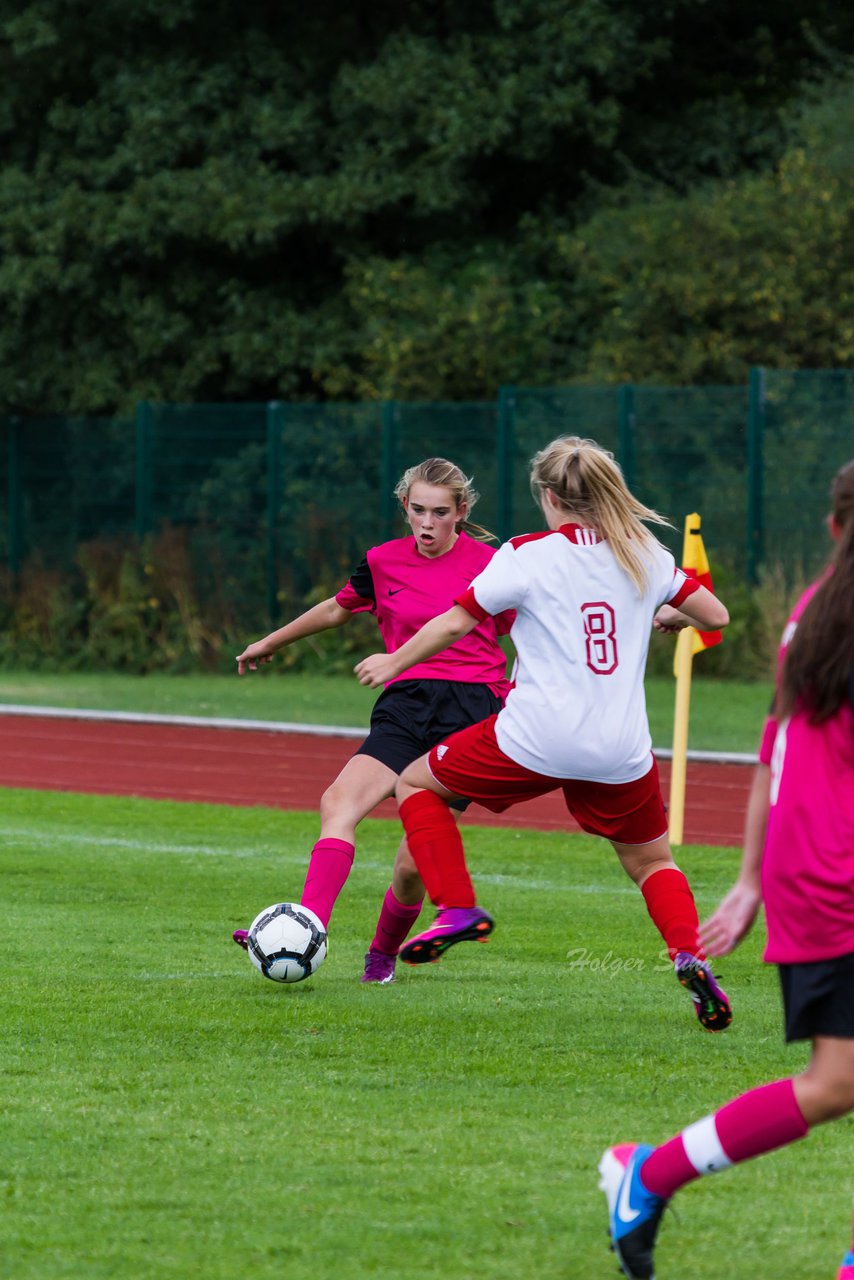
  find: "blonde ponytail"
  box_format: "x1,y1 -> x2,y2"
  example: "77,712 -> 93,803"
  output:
529,436 -> 671,591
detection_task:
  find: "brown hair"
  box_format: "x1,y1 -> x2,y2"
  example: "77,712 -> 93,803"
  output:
529,436 -> 671,591
394,457 -> 496,542
778,459 -> 854,722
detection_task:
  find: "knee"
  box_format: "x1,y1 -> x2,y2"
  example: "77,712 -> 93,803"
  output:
395,773 -> 421,806
798,1074 -> 854,1124
319,781 -> 353,825
821,1080 -> 854,1120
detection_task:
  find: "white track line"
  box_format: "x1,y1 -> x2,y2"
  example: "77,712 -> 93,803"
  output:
0,703 -> 757,764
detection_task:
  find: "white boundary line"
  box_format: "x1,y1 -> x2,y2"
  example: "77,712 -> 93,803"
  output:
0,702 -> 758,764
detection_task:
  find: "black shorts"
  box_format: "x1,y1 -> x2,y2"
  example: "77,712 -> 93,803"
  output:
356,679 -> 503,808
778,950 -> 854,1042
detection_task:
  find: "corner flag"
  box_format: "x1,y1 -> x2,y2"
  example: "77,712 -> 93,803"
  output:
669,513 -> 721,844
673,513 -> 722,672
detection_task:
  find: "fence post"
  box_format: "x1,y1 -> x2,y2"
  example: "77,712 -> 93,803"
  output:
381,402 -> 399,541
135,401 -> 153,540
266,401 -> 285,628
747,367 -> 766,583
617,384 -> 636,490
497,386 -> 516,542
6,416 -> 23,575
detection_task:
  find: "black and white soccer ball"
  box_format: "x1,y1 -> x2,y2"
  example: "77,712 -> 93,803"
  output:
246,903 -> 328,983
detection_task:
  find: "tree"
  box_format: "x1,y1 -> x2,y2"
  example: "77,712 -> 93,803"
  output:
553,69 -> 854,384
0,0 -> 851,410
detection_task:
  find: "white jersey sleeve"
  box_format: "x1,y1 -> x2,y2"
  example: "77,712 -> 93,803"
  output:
467,540 -> 529,616
652,547 -> 690,608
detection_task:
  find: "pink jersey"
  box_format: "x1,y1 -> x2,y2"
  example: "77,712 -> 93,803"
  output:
759,582 -> 854,964
457,523 -> 698,783
335,531 -> 513,698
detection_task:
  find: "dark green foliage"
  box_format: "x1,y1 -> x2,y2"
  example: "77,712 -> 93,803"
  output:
1,2 -> 852,410
0,521 -> 802,677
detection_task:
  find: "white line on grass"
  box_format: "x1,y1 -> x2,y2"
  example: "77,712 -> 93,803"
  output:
0,825 -> 643,894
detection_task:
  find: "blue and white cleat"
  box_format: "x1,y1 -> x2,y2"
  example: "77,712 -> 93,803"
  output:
838,1251 -> 854,1280
598,1143 -> 667,1280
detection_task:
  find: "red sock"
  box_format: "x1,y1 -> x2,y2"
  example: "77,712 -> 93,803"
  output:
640,866 -> 702,960
369,886 -> 423,955
399,791 -> 475,907
300,837 -> 355,928
641,1079 -> 809,1200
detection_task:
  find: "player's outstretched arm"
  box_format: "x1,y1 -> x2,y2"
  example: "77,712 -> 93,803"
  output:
655,584 -> 729,636
700,763 -> 770,957
236,597 -> 350,675
355,604 -> 478,688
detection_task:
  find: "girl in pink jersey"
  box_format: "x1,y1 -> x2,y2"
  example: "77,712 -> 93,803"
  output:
232,458 -> 512,984
599,458 -> 854,1280
356,436 -> 733,1033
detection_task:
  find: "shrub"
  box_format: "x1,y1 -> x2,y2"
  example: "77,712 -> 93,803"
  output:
0,527 -> 811,680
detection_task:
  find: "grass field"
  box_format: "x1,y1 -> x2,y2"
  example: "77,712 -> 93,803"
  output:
3,786 -> 848,1280
0,670 -> 773,753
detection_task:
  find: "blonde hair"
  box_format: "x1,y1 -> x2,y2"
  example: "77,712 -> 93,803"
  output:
394,457 -> 496,542
529,436 -> 671,590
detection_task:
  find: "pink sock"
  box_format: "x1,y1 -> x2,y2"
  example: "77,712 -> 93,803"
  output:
300,838 -> 355,928
642,1078 -> 809,1200
369,887 -> 423,955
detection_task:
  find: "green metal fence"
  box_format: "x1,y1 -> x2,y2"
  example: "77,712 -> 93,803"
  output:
2,369 -> 852,627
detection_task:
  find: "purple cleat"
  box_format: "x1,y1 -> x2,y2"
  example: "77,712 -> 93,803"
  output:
399,906 -> 494,965
675,952 -> 732,1032
360,950 -> 396,985
232,929 -> 249,951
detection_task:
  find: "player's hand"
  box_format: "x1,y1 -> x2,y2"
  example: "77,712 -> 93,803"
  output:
354,653 -> 397,688
653,605 -> 690,634
699,882 -> 762,957
236,641 -> 276,675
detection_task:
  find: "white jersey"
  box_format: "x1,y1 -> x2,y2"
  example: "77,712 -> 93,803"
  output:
457,523 -> 696,784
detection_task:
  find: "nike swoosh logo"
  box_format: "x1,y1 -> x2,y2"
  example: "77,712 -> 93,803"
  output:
388,587 -> 405,595
617,1162 -> 640,1223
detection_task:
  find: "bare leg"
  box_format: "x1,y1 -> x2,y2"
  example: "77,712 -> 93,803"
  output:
317,753 -> 399,843
302,754 -> 398,927
793,1036 -> 854,1124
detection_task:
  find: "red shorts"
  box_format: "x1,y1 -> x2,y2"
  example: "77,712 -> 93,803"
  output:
427,715 -> 668,845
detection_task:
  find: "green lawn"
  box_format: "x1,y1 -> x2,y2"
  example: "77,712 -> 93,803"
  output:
0,670 -> 771,753
1,787 -> 845,1280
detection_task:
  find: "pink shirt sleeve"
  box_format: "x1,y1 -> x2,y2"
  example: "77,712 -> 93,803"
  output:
334,582 -> 373,614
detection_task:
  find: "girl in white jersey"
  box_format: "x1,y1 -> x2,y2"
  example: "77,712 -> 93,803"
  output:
598,459 -> 854,1280
232,458 -> 513,984
356,436 -> 732,1031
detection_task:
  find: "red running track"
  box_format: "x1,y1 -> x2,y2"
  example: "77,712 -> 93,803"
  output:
0,714 -> 752,846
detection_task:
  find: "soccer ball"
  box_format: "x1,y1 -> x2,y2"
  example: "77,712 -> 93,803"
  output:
246,903 -> 328,983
